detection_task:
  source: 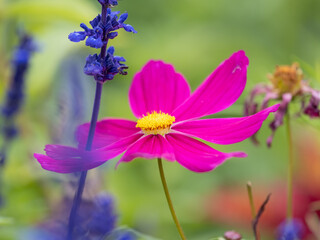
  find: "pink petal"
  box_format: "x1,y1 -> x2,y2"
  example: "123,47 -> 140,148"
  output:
117,134 -> 175,165
34,133 -> 143,173
166,133 -> 246,172
34,145 -> 108,173
172,51 -> 249,121
129,60 -> 191,118
100,133 -> 144,160
76,118 -> 139,149
173,104 -> 280,145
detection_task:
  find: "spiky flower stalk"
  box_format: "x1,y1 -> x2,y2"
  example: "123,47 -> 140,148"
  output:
66,1 -> 136,239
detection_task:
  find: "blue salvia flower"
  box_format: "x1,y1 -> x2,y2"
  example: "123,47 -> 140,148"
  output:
2,34 -> 36,118
29,193 -> 120,240
86,193 -> 117,236
34,1 -> 137,238
84,46 -> 128,82
68,8 -> 136,49
68,2 -> 136,83
277,219 -> 304,240
0,34 -> 36,165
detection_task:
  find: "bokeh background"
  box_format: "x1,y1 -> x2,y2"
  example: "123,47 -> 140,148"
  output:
1,0 -> 320,239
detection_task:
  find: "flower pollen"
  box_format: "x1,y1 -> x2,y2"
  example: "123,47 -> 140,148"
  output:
136,111 -> 175,135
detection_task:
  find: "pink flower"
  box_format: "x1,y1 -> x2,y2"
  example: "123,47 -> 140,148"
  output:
35,51 -> 279,173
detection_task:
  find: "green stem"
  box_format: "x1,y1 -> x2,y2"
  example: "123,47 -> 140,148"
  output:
246,181 -> 256,219
285,111 -> 293,220
157,158 -> 186,240
246,182 -> 260,240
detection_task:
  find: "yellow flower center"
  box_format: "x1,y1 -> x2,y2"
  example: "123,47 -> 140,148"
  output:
268,63 -> 303,96
136,111 -> 175,135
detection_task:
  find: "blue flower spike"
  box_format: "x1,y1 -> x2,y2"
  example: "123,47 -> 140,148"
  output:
68,0 -> 136,82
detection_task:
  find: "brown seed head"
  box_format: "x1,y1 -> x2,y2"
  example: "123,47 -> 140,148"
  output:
268,63 -> 303,96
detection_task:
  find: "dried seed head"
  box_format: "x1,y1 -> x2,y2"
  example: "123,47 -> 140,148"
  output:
268,63 -> 303,96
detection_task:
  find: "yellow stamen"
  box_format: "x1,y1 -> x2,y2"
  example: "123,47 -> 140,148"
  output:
136,111 -> 175,135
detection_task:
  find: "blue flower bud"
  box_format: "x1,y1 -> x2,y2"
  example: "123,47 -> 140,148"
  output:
86,36 -> 103,48
93,27 -> 103,39
107,32 -> 118,39
13,49 -> 31,64
107,46 -> 115,55
87,193 -> 117,235
84,54 -> 103,76
111,17 -> 119,28
69,7 -> 136,47
114,56 -> 126,62
68,31 -> 86,42
108,0 -> 118,6
123,24 -> 137,33
80,23 -> 90,32
90,15 -> 101,28
119,13 -> 128,24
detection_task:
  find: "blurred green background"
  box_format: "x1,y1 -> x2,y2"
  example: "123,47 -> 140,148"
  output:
1,0 -> 320,239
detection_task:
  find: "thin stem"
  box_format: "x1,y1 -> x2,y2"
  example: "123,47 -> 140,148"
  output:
66,82 -> 103,240
246,181 -> 256,219
67,3 -> 108,239
285,110 -> 293,220
157,158 -> 186,240
247,182 -> 260,240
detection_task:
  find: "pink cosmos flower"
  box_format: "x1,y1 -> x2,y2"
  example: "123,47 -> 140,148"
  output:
34,51 -> 279,173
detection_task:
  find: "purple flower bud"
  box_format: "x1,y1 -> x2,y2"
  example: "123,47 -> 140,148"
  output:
1,33 -> 36,167
86,36 -> 103,48
69,7 -> 136,47
119,13 -> 128,24
107,32 -> 118,39
93,27 -> 103,38
80,23 -> 90,32
111,17 -> 120,28
268,93 -> 292,147
107,46 -> 115,55
84,54 -> 103,76
68,31 -> 86,42
123,24 -> 137,33
87,193 -> 117,235
114,56 -> 126,62
90,15 -> 101,28
304,91 -> 320,118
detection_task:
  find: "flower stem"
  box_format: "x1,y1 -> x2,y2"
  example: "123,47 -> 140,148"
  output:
246,181 -> 256,219
157,158 -> 186,240
67,3 -> 108,239
285,110 -> 293,220
246,181 -> 260,240
66,81 -> 103,240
